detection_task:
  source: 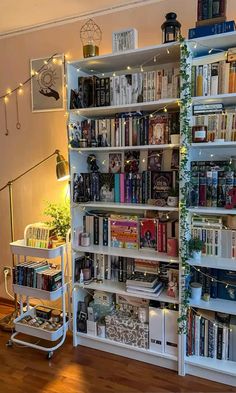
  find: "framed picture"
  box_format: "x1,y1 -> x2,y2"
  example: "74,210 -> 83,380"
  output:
112,28 -> 138,53
30,54 -> 64,112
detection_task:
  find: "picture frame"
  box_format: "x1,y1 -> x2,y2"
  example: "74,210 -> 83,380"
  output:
30,54 -> 64,112
112,28 -> 138,53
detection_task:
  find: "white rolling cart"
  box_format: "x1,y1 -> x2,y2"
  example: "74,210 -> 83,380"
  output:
8,239 -> 70,359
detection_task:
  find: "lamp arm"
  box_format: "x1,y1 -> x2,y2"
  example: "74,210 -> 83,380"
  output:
0,150 -> 60,192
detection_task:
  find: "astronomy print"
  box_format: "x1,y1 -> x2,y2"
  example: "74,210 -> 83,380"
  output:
30,54 -> 64,112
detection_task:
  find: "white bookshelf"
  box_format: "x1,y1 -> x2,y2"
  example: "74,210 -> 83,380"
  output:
68,32 -> 236,387
184,31 -> 236,387
68,40 -> 181,375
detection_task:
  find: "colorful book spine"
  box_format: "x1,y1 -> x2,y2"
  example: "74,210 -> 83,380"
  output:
114,174 -> 120,203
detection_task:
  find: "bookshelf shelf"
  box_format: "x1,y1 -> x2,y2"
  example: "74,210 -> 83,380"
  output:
73,244 -> 179,263
186,355 -> 236,376
189,31 -> 236,57
191,141 -> 236,148
188,256 -> 236,271
75,201 -> 179,212
70,143 -> 179,152
189,297 -> 236,316
75,280 -> 179,304
13,283 -> 67,301
77,332 -> 178,370
192,93 -> 236,106
188,207 -> 236,215
70,98 -> 179,117
69,41 -> 180,72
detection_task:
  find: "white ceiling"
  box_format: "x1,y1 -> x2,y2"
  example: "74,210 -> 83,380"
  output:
0,0 -> 163,37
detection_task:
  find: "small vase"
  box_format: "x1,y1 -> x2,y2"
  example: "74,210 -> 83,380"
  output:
190,282 -> 202,302
170,134 -> 180,144
167,196 -> 178,207
192,250 -> 202,261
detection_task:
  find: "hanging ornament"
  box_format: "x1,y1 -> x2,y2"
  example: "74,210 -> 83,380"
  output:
15,89 -> 21,130
4,97 -> 9,136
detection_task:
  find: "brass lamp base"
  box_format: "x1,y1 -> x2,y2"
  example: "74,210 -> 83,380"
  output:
83,44 -> 99,58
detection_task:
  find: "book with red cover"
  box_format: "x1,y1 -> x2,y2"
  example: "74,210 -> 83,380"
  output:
140,218 -> 157,250
148,115 -> 169,145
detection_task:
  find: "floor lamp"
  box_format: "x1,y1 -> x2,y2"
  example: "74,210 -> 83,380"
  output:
0,149 -> 69,329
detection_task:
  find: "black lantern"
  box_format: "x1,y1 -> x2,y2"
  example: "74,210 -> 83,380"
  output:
161,12 -> 181,44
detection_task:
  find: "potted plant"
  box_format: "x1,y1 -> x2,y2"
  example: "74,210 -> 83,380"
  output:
44,201 -> 70,246
188,238 -> 204,261
167,188 -> 179,207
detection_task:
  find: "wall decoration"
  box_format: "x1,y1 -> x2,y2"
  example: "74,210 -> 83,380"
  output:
30,54 -> 64,112
112,28 -> 138,53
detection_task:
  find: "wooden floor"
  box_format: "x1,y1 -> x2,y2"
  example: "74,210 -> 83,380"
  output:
1,305 -> 236,393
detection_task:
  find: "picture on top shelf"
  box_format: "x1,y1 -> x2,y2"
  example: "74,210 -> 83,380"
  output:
100,173 -> 115,202
31,54 -> 64,112
109,153 -> 122,173
148,115 -> 169,145
112,28 -> 138,53
147,150 -> 162,171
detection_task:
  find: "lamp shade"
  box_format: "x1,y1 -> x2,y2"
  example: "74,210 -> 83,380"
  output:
56,152 -> 70,181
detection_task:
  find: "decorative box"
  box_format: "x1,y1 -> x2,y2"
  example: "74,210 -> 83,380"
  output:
105,312 -> 149,349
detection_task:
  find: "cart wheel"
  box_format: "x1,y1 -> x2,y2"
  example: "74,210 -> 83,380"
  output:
47,351 -> 53,360
6,339 -> 13,347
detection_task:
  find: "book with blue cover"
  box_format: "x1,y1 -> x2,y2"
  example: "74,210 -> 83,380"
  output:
189,20 -> 235,39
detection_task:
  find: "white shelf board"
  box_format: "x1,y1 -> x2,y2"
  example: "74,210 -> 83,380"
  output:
10,240 -> 64,258
75,281 -> 179,304
73,244 -> 179,263
69,42 -> 180,72
189,297 -> 236,315
192,93 -> 236,106
188,207 -> 236,215
75,201 -> 179,212
191,141 -> 236,148
70,143 -> 179,152
70,98 -> 179,117
189,31 -> 236,56
188,256 -> 236,271
13,284 -> 67,301
186,355 -> 236,377
77,332 -> 177,361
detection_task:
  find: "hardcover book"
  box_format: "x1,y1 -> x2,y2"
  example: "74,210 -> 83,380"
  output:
110,215 -> 138,249
139,218 -> 157,250
151,171 -> 173,205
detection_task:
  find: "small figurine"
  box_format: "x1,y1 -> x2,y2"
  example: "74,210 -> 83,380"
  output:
87,154 -> 99,172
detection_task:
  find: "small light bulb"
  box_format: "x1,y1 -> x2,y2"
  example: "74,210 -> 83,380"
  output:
167,48 -> 170,54
19,83 -> 23,87
52,58 -> 57,64
140,66 -> 144,72
150,114 -> 154,118
18,88 -> 23,95
44,60 -> 48,65
113,72 -> 116,77
6,88 -> 12,95
208,48 -> 213,54
4,96 -> 9,103
194,43 -> 197,49
154,56 -> 157,62
127,66 -> 131,70
164,107 -> 167,112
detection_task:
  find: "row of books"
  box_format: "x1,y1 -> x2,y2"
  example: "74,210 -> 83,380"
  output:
191,60 -> 236,97
193,112 -> 236,142
70,69 -> 180,109
13,261 -> 62,291
190,160 -> 234,208
187,309 -> 236,361
73,171 -> 176,205
24,223 -> 55,249
69,112 -> 180,148
74,254 -> 179,299
197,0 -> 227,22
191,267 -> 236,301
81,213 -> 179,252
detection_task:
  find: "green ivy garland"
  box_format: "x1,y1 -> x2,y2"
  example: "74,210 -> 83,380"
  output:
178,36 -> 192,334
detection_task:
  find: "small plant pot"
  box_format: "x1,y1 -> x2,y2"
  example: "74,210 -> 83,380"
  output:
190,282 -> 202,302
167,196 -> 179,207
192,250 -> 202,261
170,134 -> 180,144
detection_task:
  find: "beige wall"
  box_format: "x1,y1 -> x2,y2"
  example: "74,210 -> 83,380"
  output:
0,0 -> 236,298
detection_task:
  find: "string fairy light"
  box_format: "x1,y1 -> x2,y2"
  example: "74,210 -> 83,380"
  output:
0,52 -> 59,136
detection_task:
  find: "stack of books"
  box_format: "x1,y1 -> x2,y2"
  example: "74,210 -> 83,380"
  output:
126,272 -> 163,296
24,223 -> 56,248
